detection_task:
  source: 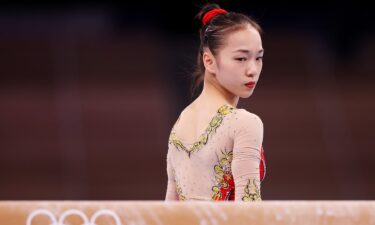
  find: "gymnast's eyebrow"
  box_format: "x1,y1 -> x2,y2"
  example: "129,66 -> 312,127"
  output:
232,49 -> 264,54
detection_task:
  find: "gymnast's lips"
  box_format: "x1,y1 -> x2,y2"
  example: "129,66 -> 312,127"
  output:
245,82 -> 256,88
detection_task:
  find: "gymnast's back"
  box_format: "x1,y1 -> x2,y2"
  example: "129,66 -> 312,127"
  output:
165,103 -> 266,201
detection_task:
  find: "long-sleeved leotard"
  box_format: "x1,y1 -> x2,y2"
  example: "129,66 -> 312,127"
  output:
165,104 -> 266,201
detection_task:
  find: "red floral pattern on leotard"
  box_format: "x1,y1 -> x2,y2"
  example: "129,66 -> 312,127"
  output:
212,147 -> 266,201
212,150 -> 235,200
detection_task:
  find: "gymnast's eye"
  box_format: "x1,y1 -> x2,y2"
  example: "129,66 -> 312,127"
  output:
235,57 -> 247,62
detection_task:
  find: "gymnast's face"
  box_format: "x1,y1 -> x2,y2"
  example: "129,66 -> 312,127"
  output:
211,24 -> 263,98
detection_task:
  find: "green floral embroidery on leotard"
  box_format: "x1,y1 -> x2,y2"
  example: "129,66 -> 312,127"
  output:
172,167 -> 187,200
176,182 -> 187,201
169,105 -> 234,157
242,179 -> 262,202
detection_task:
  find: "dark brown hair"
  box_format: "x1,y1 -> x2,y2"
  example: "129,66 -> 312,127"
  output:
190,3 -> 262,101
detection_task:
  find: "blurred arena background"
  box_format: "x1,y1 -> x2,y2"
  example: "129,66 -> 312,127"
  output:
0,0 -> 374,200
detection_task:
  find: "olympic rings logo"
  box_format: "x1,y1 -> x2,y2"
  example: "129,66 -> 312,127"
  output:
26,209 -> 122,225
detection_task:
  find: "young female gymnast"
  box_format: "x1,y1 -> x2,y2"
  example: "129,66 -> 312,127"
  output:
165,3 -> 266,201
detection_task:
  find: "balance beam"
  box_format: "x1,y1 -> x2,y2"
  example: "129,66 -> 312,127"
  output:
0,201 -> 374,225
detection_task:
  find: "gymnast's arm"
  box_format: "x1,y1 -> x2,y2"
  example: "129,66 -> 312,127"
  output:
231,111 -> 264,201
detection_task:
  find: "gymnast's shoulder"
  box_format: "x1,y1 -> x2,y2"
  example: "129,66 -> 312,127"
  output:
229,107 -> 264,136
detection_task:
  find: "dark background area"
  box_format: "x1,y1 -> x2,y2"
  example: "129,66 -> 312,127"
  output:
0,0 -> 374,200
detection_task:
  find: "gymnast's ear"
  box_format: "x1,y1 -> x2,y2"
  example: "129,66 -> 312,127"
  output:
202,48 -> 217,75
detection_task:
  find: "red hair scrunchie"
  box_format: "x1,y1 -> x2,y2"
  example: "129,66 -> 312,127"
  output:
202,9 -> 228,25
